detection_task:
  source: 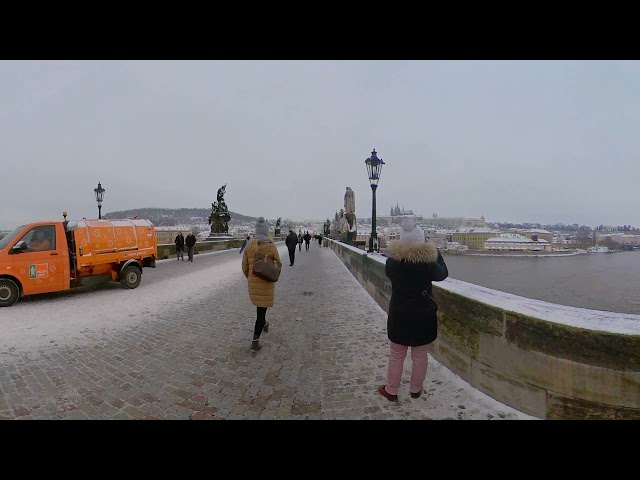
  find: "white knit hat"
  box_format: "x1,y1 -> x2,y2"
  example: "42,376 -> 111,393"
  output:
399,218 -> 425,244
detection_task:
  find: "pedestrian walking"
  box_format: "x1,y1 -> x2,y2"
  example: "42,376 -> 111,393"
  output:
186,232 -> 197,262
285,229 -> 298,266
175,232 -> 185,261
303,231 -> 311,251
298,231 -> 303,251
242,217 -> 282,351
378,218 -> 449,401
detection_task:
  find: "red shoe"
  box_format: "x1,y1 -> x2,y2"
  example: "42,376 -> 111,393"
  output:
378,385 -> 398,402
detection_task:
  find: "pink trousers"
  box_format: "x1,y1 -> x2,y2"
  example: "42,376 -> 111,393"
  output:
385,341 -> 429,396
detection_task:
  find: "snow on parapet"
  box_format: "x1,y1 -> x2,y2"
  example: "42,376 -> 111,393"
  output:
328,239 -> 640,335
439,278 -> 640,335
332,240 -> 368,255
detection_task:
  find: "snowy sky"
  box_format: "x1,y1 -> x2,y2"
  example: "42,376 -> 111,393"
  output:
1,60 -> 639,230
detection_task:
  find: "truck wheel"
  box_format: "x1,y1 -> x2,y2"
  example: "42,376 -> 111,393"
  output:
121,265 -> 142,289
0,279 -> 20,307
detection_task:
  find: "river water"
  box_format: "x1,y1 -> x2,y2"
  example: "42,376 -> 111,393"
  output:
442,251 -> 640,315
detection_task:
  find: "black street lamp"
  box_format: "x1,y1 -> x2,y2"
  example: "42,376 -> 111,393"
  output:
365,148 -> 385,253
94,182 -> 105,219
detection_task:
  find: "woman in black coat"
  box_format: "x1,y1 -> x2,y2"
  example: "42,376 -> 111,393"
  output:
378,219 -> 448,401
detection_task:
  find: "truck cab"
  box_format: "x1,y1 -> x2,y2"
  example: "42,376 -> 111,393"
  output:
0,222 -> 70,303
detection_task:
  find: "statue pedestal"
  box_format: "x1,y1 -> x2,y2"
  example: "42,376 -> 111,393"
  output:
205,233 -> 233,241
340,231 -> 357,243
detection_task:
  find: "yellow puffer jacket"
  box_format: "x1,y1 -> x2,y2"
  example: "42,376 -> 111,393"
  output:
242,239 -> 282,308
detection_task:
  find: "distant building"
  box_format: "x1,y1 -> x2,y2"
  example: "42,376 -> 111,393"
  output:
596,233 -> 640,246
446,242 -> 469,253
429,232 -> 449,250
521,229 -> 554,244
461,215 -> 487,227
484,237 -> 551,252
450,227 -> 497,250
380,203 -> 422,224
390,203 -> 414,217
387,230 -> 401,241
426,215 -> 487,229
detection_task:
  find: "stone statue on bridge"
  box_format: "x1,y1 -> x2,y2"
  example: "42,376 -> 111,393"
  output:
336,209 -> 349,235
209,184 -> 232,235
275,217 -> 281,236
344,187 -> 355,215
343,187 -> 357,240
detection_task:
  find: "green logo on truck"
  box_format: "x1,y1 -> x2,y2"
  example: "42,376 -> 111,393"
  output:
29,265 -> 36,279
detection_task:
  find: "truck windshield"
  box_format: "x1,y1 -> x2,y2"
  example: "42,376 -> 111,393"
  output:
0,225 -> 26,251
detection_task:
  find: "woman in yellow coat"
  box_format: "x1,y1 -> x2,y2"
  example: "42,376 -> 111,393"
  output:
242,217 -> 282,351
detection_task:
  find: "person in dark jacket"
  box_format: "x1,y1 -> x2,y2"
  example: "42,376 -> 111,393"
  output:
175,233 -> 185,261
297,232 -> 303,251
303,231 -> 312,251
317,234 -> 323,246
185,233 -> 197,262
378,218 -> 448,402
285,230 -> 298,266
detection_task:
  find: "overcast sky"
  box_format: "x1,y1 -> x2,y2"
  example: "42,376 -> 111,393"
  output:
1,60 -> 638,230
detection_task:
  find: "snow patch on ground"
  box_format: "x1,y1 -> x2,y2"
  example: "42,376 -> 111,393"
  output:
0,254 -> 268,355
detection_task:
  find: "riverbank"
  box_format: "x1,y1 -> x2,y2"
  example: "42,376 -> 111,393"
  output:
447,250 -> 578,258
449,249 -> 629,258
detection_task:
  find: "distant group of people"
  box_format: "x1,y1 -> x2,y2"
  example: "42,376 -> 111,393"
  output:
239,216 -> 449,402
284,230 -> 320,266
174,232 -> 197,262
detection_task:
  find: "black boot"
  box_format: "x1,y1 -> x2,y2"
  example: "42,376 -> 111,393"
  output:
251,339 -> 261,351
263,321 -> 269,333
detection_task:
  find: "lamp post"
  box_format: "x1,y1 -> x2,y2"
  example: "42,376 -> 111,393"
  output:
94,182 -> 105,219
365,148 -> 385,253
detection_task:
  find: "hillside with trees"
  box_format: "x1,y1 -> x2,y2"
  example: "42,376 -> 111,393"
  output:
103,207 -> 258,226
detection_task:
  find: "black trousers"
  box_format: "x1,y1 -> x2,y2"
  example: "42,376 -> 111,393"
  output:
288,247 -> 296,265
254,307 -> 267,337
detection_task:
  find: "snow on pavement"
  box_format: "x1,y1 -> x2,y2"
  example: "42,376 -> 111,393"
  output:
0,244 -> 288,354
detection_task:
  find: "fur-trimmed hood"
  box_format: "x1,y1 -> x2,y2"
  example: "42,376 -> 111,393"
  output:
386,240 -> 439,263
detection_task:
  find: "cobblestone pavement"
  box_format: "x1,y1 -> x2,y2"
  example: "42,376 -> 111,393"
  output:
0,243 -> 534,420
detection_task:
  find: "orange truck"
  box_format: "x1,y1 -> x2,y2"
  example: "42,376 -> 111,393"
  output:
0,212 -> 157,307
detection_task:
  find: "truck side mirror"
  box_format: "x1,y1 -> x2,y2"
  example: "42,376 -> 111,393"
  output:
11,241 -> 28,253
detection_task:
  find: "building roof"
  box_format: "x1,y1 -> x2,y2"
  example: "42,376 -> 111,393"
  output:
486,237 -> 549,244
453,228 -> 497,233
